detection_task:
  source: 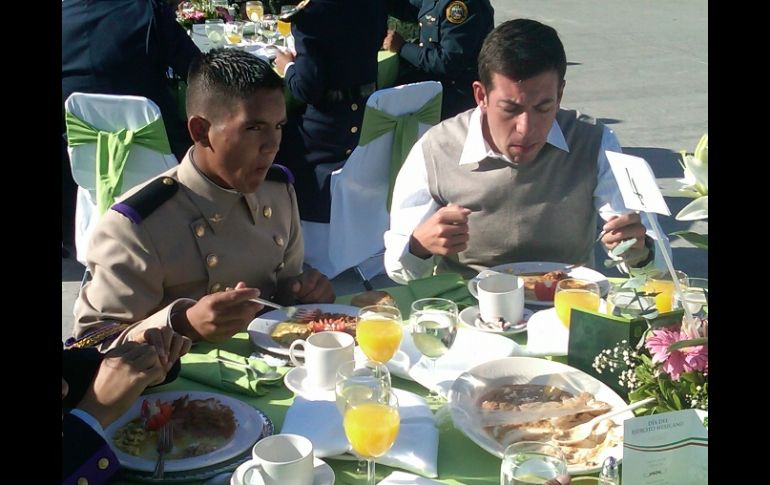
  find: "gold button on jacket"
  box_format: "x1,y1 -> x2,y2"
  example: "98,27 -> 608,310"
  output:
97,458 -> 110,470
72,153 -> 304,351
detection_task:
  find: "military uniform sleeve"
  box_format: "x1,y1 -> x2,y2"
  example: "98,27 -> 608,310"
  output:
284,11 -> 326,104
399,0 -> 489,78
62,413 -> 120,485
72,208 -> 196,351
153,0 -> 201,81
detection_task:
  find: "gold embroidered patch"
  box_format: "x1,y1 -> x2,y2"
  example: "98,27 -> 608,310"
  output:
445,0 -> 468,24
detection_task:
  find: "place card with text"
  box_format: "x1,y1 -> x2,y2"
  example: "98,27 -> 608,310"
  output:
622,409 -> 708,484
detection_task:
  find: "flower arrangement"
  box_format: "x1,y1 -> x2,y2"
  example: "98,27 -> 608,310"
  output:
593,314 -> 708,415
176,1 -> 234,31
663,133 -> 708,249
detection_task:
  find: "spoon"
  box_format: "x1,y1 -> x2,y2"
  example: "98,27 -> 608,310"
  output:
553,397 -> 655,445
249,297 -> 298,318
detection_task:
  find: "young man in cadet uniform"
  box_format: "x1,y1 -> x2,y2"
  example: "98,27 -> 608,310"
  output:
70,49 -> 335,352
383,0 -> 494,119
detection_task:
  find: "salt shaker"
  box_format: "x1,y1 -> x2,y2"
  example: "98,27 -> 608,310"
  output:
599,456 -> 619,485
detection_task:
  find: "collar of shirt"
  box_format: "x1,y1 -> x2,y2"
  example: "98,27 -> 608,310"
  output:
457,107 -> 570,166
178,149 -> 261,230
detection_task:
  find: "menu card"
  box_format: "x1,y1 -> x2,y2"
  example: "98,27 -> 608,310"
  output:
622,409 -> 708,484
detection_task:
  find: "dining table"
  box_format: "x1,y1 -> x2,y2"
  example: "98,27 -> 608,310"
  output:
110,278 -> 624,484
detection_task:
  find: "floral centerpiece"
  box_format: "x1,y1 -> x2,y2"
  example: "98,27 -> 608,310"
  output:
593,314 -> 708,415
176,1 -> 234,31
593,134 -> 709,416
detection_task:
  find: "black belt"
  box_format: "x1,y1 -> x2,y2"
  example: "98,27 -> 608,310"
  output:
324,82 -> 377,103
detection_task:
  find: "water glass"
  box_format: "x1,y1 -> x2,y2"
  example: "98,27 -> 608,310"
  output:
205,19 -> 225,47
335,359 -> 391,416
410,298 -> 458,398
500,441 -> 568,485
259,14 -> 278,44
676,277 -> 708,319
606,283 -> 658,319
246,1 -> 264,22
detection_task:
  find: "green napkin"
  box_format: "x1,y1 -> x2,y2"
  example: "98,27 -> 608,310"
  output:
180,343 -> 287,397
407,272 -> 476,309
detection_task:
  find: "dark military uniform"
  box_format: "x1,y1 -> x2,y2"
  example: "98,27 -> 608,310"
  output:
72,152 -> 304,351
62,0 -> 200,161
388,0 -> 494,119
276,0 -> 388,223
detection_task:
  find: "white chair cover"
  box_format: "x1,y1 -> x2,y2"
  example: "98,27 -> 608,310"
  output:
65,93 -> 178,266
302,81 -> 443,279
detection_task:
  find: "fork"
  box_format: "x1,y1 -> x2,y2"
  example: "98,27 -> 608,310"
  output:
152,422 -> 173,479
248,297 -> 298,318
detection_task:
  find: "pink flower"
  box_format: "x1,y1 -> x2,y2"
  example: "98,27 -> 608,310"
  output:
645,327 -> 709,380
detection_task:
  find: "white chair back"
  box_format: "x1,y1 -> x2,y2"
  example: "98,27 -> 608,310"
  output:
302,81 -> 443,280
65,92 -> 178,265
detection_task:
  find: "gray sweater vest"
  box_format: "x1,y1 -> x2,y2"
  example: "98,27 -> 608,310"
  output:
421,108 -> 604,278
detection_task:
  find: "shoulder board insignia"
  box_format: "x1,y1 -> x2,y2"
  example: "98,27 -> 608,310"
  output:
446,0 -> 468,24
111,176 -> 178,224
265,164 -> 295,184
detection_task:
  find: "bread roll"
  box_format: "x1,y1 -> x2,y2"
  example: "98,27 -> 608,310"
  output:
350,290 -> 396,308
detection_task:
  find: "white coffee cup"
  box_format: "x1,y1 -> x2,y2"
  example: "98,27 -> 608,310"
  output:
288,331 -> 354,390
467,270 -> 525,324
235,434 -> 314,485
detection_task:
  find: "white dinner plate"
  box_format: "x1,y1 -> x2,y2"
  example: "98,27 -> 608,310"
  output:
472,261 -> 610,307
105,390 -> 273,473
447,357 -> 630,475
247,304 -> 359,357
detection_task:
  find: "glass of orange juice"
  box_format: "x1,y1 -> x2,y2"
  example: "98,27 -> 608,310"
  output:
224,21 -> 244,44
343,389 -> 400,485
277,5 -> 294,45
356,305 -> 403,363
644,270 -> 687,313
554,278 -> 601,328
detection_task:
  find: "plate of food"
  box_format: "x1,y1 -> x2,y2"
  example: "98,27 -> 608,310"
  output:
248,304 -> 360,357
473,262 -> 610,307
106,390 -> 273,473
447,357 -> 629,475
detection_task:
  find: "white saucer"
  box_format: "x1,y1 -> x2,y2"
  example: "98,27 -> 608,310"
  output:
231,456 -> 335,485
458,306 -> 533,335
284,367 -> 335,401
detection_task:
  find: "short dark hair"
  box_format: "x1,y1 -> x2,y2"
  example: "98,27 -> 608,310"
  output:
186,48 -> 284,117
478,19 -> 567,91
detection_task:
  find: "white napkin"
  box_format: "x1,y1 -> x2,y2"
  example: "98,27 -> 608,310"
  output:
404,328 -> 522,397
281,388 -> 439,477
378,471 -> 444,485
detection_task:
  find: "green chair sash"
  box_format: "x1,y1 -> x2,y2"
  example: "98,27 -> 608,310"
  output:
357,91 -> 442,210
65,111 -> 172,215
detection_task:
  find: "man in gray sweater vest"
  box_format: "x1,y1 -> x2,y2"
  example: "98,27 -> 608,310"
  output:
384,19 -> 663,282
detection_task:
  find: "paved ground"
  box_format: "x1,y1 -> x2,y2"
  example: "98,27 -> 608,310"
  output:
62,0 -> 708,341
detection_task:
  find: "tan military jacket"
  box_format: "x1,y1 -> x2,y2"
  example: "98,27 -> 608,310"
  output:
72,151 -> 304,350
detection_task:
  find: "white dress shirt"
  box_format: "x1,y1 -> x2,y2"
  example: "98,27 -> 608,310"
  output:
384,107 -> 667,284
